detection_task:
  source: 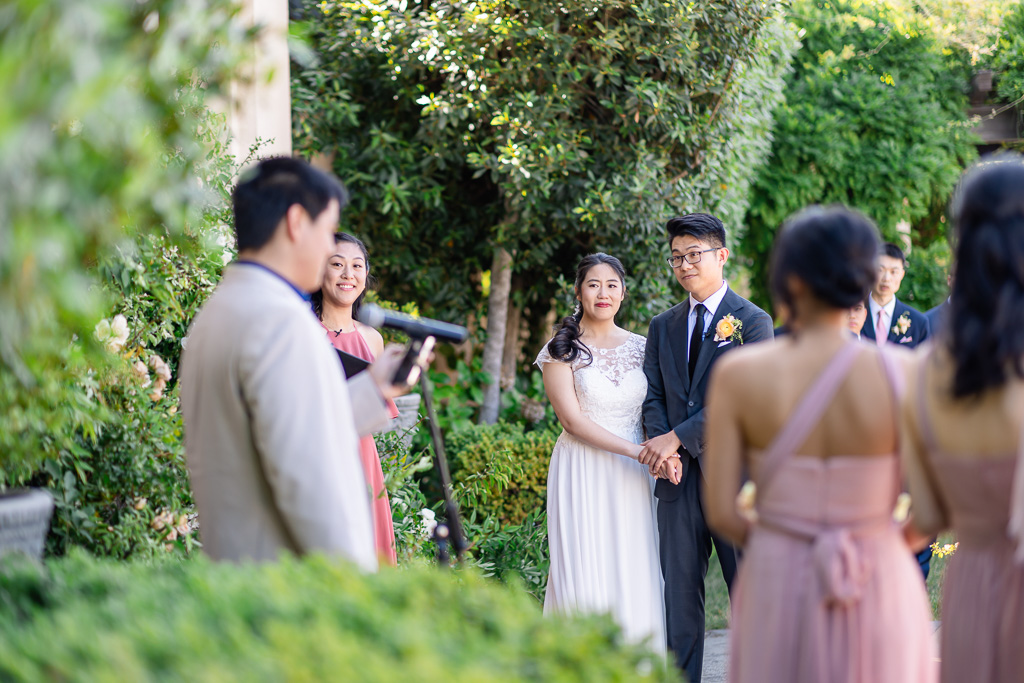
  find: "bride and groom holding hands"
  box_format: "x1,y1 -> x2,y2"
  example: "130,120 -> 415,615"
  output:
537,213 -> 772,680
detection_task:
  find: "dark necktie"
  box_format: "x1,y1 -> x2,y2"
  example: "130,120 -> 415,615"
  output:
689,303 -> 706,380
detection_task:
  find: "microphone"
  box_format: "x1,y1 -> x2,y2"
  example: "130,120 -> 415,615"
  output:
357,304 -> 468,344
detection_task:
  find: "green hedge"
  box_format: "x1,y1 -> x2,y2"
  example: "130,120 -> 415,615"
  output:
447,422 -> 559,527
740,0 -> 978,313
991,2 -> 1024,110
0,552 -> 676,682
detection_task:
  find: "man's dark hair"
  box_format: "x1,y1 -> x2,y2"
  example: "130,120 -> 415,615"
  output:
665,213 -> 726,249
232,157 -> 349,252
881,242 -> 906,266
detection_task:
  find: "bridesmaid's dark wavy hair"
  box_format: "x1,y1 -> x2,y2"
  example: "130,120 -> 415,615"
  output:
549,253 -> 627,365
948,156 -> 1024,399
311,232 -> 378,321
769,205 -> 880,314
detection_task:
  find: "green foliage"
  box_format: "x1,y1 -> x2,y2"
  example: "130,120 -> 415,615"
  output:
501,368 -> 558,431
293,0 -> 796,339
379,413 -> 554,599
0,0 -> 249,476
5,119 -> 249,559
377,430 -> 436,563
32,382 -> 197,560
448,422 -> 557,527
0,551 -> 676,681
740,0 -> 979,312
991,1 -> 1024,102
901,239 -> 953,312
469,508 -> 550,602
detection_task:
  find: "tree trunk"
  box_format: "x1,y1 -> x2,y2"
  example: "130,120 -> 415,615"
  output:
479,246 -> 512,425
501,299 -> 523,389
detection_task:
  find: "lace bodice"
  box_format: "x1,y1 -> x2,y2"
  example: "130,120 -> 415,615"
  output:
535,333 -> 648,441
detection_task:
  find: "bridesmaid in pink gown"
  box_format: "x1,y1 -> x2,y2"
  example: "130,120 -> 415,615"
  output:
704,206 -> 936,683
902,158 -> 1024,682
313,233 -> 399,566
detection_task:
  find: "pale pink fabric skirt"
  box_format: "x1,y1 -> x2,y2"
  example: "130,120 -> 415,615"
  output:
730,521 -> 936,683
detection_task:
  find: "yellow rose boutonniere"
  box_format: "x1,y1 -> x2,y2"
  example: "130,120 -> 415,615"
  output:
892,312 -> 911,336
714,314 -> 743,344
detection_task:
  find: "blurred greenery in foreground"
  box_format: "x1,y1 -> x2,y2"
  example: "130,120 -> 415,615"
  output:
0,0 -> 251,480
0,550 -> 677,682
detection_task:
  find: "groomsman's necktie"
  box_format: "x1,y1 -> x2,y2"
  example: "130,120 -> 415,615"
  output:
876,310 -> 887,347
689,303 -> 706,379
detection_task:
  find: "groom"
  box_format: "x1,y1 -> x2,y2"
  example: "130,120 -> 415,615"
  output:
640,213 -> 772,681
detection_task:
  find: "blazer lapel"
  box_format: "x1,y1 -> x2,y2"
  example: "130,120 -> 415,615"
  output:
691,289 -> 735,389
888,300 -> 905,342
862,307 -> 877,342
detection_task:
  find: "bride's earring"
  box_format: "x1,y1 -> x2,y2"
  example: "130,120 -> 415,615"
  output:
573,300 -> 582,317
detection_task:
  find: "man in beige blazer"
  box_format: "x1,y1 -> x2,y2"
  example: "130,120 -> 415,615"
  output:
180,158 -> 404,571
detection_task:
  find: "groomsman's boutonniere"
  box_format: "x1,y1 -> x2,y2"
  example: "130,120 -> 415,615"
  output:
892,312 -> 912,337
714,315 -> 743,344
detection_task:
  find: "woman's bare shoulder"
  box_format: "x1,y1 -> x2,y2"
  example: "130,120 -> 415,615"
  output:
355,322 -> 385,354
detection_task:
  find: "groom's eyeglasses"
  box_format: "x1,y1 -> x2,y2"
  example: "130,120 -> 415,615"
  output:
667,248 -> 718,269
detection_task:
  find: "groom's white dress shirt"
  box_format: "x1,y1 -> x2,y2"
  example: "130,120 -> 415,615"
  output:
869,295 -> 897,345
686,280 -> 729,361
180,263 -> 390,570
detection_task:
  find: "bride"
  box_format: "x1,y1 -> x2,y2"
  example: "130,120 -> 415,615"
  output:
536,253 -> 666,651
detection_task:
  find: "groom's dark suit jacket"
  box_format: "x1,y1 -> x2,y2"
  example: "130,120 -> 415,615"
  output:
643,287 -> 773,501
860,297 -> 930,349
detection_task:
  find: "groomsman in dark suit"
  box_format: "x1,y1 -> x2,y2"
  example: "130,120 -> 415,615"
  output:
639,214 -> 773,681
927,273 -> 952,339
861,241 -> 934,579
861,242 -> 931,349
926,299 -> 949,338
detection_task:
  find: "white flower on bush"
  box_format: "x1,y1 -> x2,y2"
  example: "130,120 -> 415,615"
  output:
174,514 -> 189,537
419,508 -> 437,540
151,355 -> 171,382
94,314 -> 130,352
151,510 -> 174,531
148,354 -> 172,401
131,360 -> 151,388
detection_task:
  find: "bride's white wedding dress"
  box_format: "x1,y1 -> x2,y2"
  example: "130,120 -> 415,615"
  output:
536,333 -> 665,651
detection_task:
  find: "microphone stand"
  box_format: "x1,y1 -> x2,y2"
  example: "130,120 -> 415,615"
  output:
416,357 -> 468,566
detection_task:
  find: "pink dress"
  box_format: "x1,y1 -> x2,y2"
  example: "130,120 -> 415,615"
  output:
322,324 -> 400,566
729,343 -> 936,683
913,383 -> 1024,682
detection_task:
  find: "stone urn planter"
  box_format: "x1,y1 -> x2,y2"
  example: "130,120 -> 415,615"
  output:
0,489 -> 54,561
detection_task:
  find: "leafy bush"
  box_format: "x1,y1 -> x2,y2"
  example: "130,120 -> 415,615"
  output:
739,0 -> 979,312
380,418 -> 553,599
901,240 -> 953,313
0,0 -> 248,478
292,0 -> 796,342
468,508 -> 550,603
444,421 -> 558,601
991,2 -> 1024,102
447,422 -> 558,527
7,124 -> 248,560
0,551 -> 676,681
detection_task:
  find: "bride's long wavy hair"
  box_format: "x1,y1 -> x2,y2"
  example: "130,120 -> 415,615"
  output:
549,253 -> 627,365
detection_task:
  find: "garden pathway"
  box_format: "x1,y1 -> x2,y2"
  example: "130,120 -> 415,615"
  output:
700,622 -> 943,682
